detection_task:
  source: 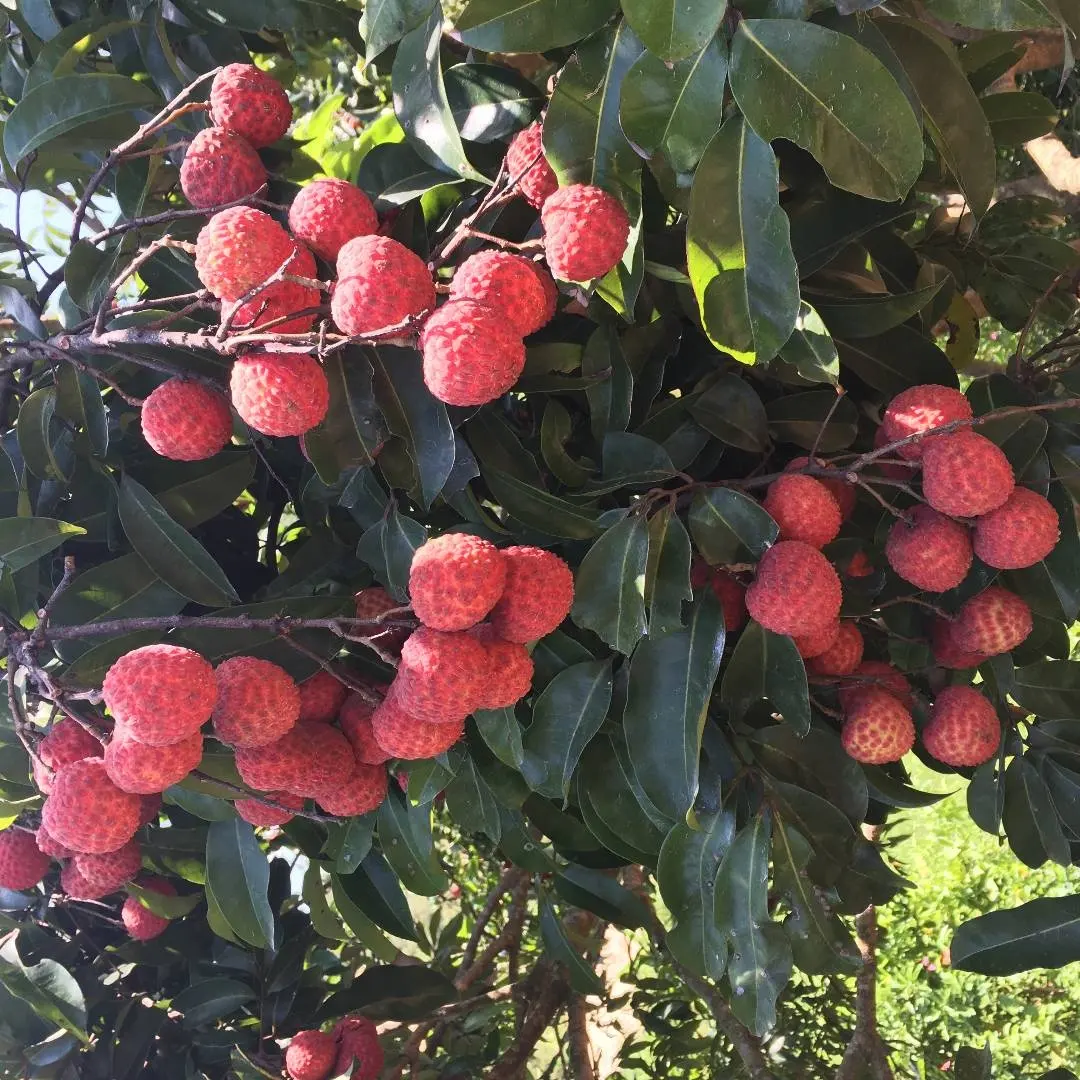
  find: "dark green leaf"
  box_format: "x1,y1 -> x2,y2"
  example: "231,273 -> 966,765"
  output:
456,0 -> 620,55
571,518 -> 649,653
766,390 -> 859,451
444,63 -> 544,143
721,623 -> 811,735
0,518 -> 84,573
954,1046 -> 992,1080
644,508 -> 692,637
357,508 -> 426,602
952,894 -> 1080,975
1013,660 -> 1080,721
809,280 -> 945,339
554,864 -> 650,927
922,1 -> 1057,31
484,469 -> 605,539
688,488 -> 778,564
205,820 -> 274,950
336,851 -> 418,941
538,891 -> 604,995
55,367 -> 108,458
17,387 -> 69,481
444,757 -> 502,841
835,324 -> 959,396
982,90 -> 1058,145
620,0 -> 726,61
775,303 -> 840,386
0,949 -> 87,1044
360,0 -> 437,61
376,786 -> 448,896
317,966 -> 456,1022
1003,755 -> 1069,868
171,979 -> 255,1028
688,372 -> 769,452
472,707 -> 525,770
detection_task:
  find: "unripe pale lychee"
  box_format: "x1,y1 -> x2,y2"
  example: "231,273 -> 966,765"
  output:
420,300 -> 526,406
234,728 -> 309,793
841,687 -> 915,764
881,384 -> 972,459
506,122 -> 558,208
288,723 -> 357,799
449,251 -> 557,337
931,617 -> 988,670
333,1015 -> 384,1080
34,719 -> 102,794
837,661 -> 913,712
41,759 -> 141,854
230,351 -> 329,437
745,541 -> 842,637
489,546 -> 575,644
235,792 -> 305,827
297,671 -> 347,723
885,506 -> 972,592
763,474 -> 842,549
339,694 -> 391,765
288,179 -> 379,263
974,487 -> 1060,569
921,431 -> 1015,518
121,877 -> 176,941
794,621 -> 840,660
222,243 -> 321,335
286,1029 -> 337,1080
409,533 -> 507,631
471,625 -> 534,709
141,378 -> 233,461
209,64 -> 291,148
0,829 -> 49,890
923,685 -> 1000,767
394,628 -> 490,723
316,762 -> 388,817
785,457 -> 857,519
541,184 -> 630,282
105,730 -> 203,794
34,825 -> 73,859
808,622 -> 864,677
179,127 -> 266,210
371,687 -> 465,760
333,236 -> 435,336
951,586 -> 1032,656
195,207 -> 296,302
212,656 -> 300,748
72,840 -> 142,898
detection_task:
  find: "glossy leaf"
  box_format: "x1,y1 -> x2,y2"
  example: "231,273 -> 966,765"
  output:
688,372 -> 770,452
0,949 -> 87,1044
571,518 -> 649,653
721,623 -> 811,735
205,820 -> 274,950
172,979 -> 255,1028
376,786 -> 448,896
335,851 -> 418,941
688,488 -> 778,565
444,756 -> 502,841
472,707 -> 525,770
952,894 -> 1080,975
620,0 -> 726,60
1013,661 -> 1080,721
455,0 -> 620,53
316,966 -> 457,1022
644,508 -> 693,637
0,518 -> 84,573
360,0 -> 437,61
776,303 -> 840,385
982,90 -> 1058,145
538,891 -> 604,994
444,63 -> 544,142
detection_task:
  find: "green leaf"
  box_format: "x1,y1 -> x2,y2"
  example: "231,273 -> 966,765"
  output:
125,882 -> 202,919
921,0 -> 1057,30
554,864 -> 650,927
444,757 -> 502,841
171,979 -> 255,1028
538,892 -> 604,995
55,366 -> 108,458
329,872 -> 400,958
445,63 -> 544,143
118,476 -> 238,607
687,372 -> 770,452
571,518 -> 649,653
472,707 -> 525,770
360,0 -> 437,61
582,324 -> 633,442
620,0 -> 726,61
456,0 -> 620,54
766,390 -> 859,451
644,509 -> 693,637
336,815 -> 376,876
303,864 -> 348,941
376,786 -> 448,896
687,488 -> 778,564
954,1046 -> 993,1080
17,387 -> 69,481
809,280 -> 946,339
205,820 -> 274,950
721,623 -> 811,735
4,74 -> 160,165
316,966 -> 457,1022
335,851 -> 418,941
982,90 -> 1058,145
730,20 -> 923,201
1003,756 -> 1069,868
835,324 -> 959,397
520,660 -> 613,801
484,469 -> 605,539
776,302 -> 840,385
0,947 -> 87,1045
1013,661 -> 1080,721
0,518 -> 84,573
357,507 -> 426,603
952,894 -> 1080,975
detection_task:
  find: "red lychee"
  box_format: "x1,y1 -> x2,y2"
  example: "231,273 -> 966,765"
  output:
286,1029 -> 337,1080
121,877 -> 176,941
394,628 -> 490,723
881,384 -> 972,460
409,533 -> 507,631
288,179 -> 379,263
541,184 -> 630,282
449,251 -> 557,337
808,622 -> 864,676
230,350 -> 329,437
179,127 -> 266,210
141,378 -> 233,461
837,661 -> 913,712
355,586 -> 410,654
333,1015 -> 384,1080
931,617 -> 988,670
209,64 -> 291,148
488,546 -> 575,644
872,425 -> 921,481
139,794 -> 162,827
105,730 -> 203,794
471,625 -> 534,709
34,719 -> 102,794
72,840 -> 142,898
0,829 -> 49,890
212,656 -> 300,748
41,759 -> 141,854
763,474 -> 842,549
506,121 -> 558,208
104,644 -> 216,746
921,431 -> 1015,518
34,825 -> 73,859
974,487 -> 1060,570
222,242 -> 321,335
420,300 -> 526,406
922,685 -> 1000,767
234,729 -> 310,794
235,792 -> 305,827
785,457 -> 857,519
371,687 -> 465,760
711,570 -> 748,632
288,723 -> 357,799
745,541 -> 842,637
845,551 -> 875,578
339,693 -> 391,765
885,506 -> 972,592
195,206 -> 296,302
794,621 -> 840,660
951,586 -> 1032,656
60,862 -> 99,900
333,236 -> 435,336
316,762 -> 388,817
841,687 -> 915,764
297,670 -> 347,723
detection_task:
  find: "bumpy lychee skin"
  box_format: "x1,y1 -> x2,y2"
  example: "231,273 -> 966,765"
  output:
355,586 -> 411,655
745,541 -> 842,637
872,425 -> 922,482
409,534 -> 507,631
212,657 -> 300,748
222,243 -> 321,336
395,628 -> 490,723
449,251 -> 558,337
73,840 -> 142,898
808,623 -> 864,677
289,723 -> 357,799
41,759 -> 141,854
35,719 -> 102,794
234,728 -> 310,794
541,184 -> 630,282
60,862 -> 99,900
209,64 -> 291,148
922,431 -> 1015,518
372,687 -> 465,760
104,645 -> 216,747
763,474 -> 842,549
837,661 -> 913,712
235,792 -> 305,827
711,571 -> 748,632
333,236 -> 435,336
195,207 -> 296,302
931,617 -> 989,670
35,826 -> 73,859
472,625 -> 534,709
0,829 -> 50,890
885,506 -> 973,592
794,621 -> 840,660
339,694 -> 391,765
141,378 -> 233,461
317,762 -> 389,817
506,122 -> 558,208
489,546 -> 575,644
105,730 -> 203,794
785,457 -> 857,519
297,671 -> 347,724
230,351 -> 329,437
179,127 -> 266,210
121,877 -> 176,941
420,300 -> 526,406
974,487 -> 1060,570
289,179 -> 378,263
951,586 -> 1033,656
841,687 -> 915,764
881,384 -> 973,460
286,1029 -> 337,1080
923,686 -> 1000,767
333,1015 -> 384,1080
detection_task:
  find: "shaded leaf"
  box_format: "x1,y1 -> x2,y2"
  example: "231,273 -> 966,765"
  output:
688,488 -> 778,565
571,518 -> 649,653
205,820 -> 274,950
952,894 -> 1080,975
721,623 -> 811,735
456,0 -> 620,53
376,786 -> 448,896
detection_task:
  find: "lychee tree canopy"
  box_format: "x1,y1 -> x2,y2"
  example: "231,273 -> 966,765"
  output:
2,0 -> 1080,1077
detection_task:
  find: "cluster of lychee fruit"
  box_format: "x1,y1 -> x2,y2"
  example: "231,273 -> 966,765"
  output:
284,1015 -> 382,1080
141,73 -> 630,461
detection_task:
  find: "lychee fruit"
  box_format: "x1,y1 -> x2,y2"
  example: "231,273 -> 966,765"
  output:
195,206 -> 296,302
34,719 -> 102,794
420,299 -> 526,406
339,694 -> 391,765
763,474 -> 842,549
841,687 -> 915,764
837,661 -> 913,712
488,546 -> 575,644
230,350 -> 329,437
212,656 -> 300,748
974,487 -> 1060,570
506,121 -> 558,208
288,723 -> 357,799
333,236 -> 435,336
371,688 -> 465,760
41,759 -> 141,854
881,384 -> 972,460
872,425 -> 922,481
141,378 -> 233,461
72,840 -> 142,898
297,670 -> 347,723
222,242 -> 321,335
316,762 -> 388,817
409,533 -> 507,631
808,622 -> 864,676
105,730 -> 203,794
60,862 -> 99,900
288,179 -> 379,263
794,621 -> 840,660
951,586 -> 1032,656
449,251 -> 557,337
885,506 -> 973,592
209,63 -> 291,148
139,794 -> 162,827
333,1015 -> 384,1080
34,825 -> 73,859
235,792 -> 305,827
355,586 -> 410,654
922,685 -> 1000,767
710,570 -> 748,632
121,877 -> 176,941
179,127 -> 267,210
785,457 -> 857,519
931,617 -> 988,670
285,1029 -> 337,1080
541,184 -> 630,282
745,541 -> 842,637
394,628 -> 490,723
921,431 -> 1015,518
235,731 -> 309,794
103,644 -> 217,747
0,829 -> 50,890
471,625 -> 534,710
845,551 -> 875,578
